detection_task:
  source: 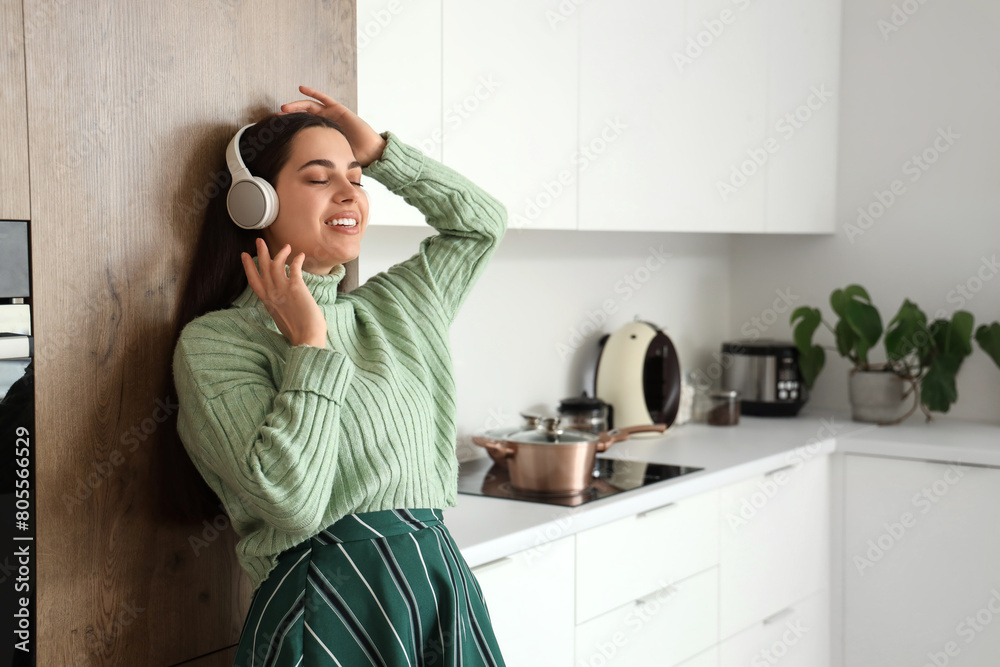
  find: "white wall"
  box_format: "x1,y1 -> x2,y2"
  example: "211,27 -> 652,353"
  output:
358,225 -> 731,459
730,0 -> 1000,425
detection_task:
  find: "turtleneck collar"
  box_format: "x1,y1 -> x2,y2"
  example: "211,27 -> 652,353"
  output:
231,255 -> 347,308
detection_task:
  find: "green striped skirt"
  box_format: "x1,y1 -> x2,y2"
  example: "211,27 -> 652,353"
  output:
232,508 -> 507,667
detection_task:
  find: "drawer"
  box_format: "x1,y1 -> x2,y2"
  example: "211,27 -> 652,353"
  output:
719,589 -> 829,667
471,535 -> 575,667
574,566 -> 718,667
719,456 -> 830,638
576,490 -> 719,624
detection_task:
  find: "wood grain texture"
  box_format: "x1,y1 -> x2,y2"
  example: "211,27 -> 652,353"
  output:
1,0 -> 30,220
24,0 -> 356,664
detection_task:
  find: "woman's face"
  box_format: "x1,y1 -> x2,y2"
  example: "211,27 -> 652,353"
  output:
262,126 -> 369,275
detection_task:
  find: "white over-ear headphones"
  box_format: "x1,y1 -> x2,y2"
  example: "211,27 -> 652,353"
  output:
225,123 -> 279,230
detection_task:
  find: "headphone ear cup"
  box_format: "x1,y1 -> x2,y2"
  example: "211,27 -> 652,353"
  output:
227,175 -> 279,230
254,176 -> 279,228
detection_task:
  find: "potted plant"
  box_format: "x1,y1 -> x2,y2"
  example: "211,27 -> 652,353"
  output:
790,285 -> 1000,424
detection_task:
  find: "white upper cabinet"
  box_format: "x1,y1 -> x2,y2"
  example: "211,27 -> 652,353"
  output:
764,0 -> 842,232
579,0 -> 768,233
579,0 -> 840,233
442,0 -> 579,231
357,0 -> 442,227
358,0 -> 841,233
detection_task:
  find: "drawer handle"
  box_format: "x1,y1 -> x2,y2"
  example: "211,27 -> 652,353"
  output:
471,556 -> 514,575
637,502 -> 676,519
762,606 -> 795,625
634,583 -> 678,606
765,464 -> 795,478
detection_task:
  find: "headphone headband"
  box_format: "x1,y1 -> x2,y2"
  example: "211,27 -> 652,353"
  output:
226,124 -> 254,180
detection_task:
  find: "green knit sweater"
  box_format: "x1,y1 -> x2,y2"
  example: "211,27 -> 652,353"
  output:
172,131 -> 506,592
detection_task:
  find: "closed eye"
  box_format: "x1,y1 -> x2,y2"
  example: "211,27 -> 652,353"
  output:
309,179 -> 364,188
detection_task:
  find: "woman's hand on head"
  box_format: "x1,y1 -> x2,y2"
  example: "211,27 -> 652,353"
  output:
279,85 -> 387,167
242,238 -> 328,349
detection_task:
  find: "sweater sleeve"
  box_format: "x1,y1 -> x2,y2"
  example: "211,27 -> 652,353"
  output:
173,327 -> 355,536
357,131 -> 508,324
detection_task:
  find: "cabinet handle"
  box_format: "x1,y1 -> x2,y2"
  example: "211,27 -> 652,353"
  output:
762,606 -> 795,625
765,464 -> 795,478
637,502 -> 676,519
634,583 -> 678,606
471,556 -> 514,575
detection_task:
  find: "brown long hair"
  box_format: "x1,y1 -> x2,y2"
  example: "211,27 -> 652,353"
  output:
154,112 -> 348,524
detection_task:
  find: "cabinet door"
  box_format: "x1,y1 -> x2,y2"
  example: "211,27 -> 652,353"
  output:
575,567 -> 718,667
719,455 -> 830,639
471,535 -> 575,667
442,0 -> 578,231
719,590 -> 829,667
576,490 -> 720,624
578,0 -> 767,233
1,0 -> 30,220
357,0 -> 441,227
763,0 -> 841,233
844,455 -> 1000,667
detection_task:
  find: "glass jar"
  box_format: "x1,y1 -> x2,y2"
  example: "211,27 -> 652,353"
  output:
706,390 -> 740,426
557,393 -> 610,435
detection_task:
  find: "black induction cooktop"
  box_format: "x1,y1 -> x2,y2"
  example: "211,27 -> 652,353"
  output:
457,456 -> 704,508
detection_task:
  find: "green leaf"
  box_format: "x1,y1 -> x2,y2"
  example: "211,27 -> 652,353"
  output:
835,319 -> 857,359
975,322 -> 1000,369
790,307 -> 821,352
797,346 -> 825,391
790,306 -> 825,389
844,299 -> 883,366
830,289 -> 848,319
949,311 -> 974,357
884,299 -> 928,361
921,353 -> 963,413
930,313 -> 975,360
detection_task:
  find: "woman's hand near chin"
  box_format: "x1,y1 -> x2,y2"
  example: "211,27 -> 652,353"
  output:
242,238 -> 328,349
279,85 -> 387,167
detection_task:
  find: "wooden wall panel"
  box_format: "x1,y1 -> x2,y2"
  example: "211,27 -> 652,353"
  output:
24,0 -> 356,664
1,0 -> 31,220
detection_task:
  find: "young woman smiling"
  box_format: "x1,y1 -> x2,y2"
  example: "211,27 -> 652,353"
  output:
168,86 -> 508,666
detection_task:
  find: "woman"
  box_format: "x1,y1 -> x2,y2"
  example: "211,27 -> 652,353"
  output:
170,86 -> 508,666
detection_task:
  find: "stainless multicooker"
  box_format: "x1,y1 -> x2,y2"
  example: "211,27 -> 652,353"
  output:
720,339 -> 808,417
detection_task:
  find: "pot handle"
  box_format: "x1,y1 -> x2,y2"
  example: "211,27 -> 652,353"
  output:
595,423 -> 668,452
472,435 -> 517,459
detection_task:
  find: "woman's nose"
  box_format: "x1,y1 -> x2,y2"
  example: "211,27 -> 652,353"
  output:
330,174 -> 355,201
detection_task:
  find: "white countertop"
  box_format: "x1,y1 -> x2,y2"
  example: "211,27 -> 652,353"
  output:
443,408 -> 1000,567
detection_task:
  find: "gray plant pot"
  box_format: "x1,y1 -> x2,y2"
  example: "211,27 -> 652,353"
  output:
847,370 -> 911,424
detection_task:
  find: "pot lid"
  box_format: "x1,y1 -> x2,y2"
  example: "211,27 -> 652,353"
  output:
508,416 -> 600,445
558,392 -> 609,414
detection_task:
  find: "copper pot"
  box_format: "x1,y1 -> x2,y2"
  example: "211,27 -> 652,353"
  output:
472,418 -> 667,495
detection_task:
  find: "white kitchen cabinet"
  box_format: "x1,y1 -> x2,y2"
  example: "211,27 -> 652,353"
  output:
763,0 -> 842,232
471,534 -> 575,667
576,0 -> 692,232
442,0 -> 578,231
578,0 -> 840,233
843,455 -> 1000,667
574,567 -> 719,667
719,455 -> 830,639
719,589 -> 829,667
575,490 -> 720,624
578,0 -> 768,233
357,0 -> 441,227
